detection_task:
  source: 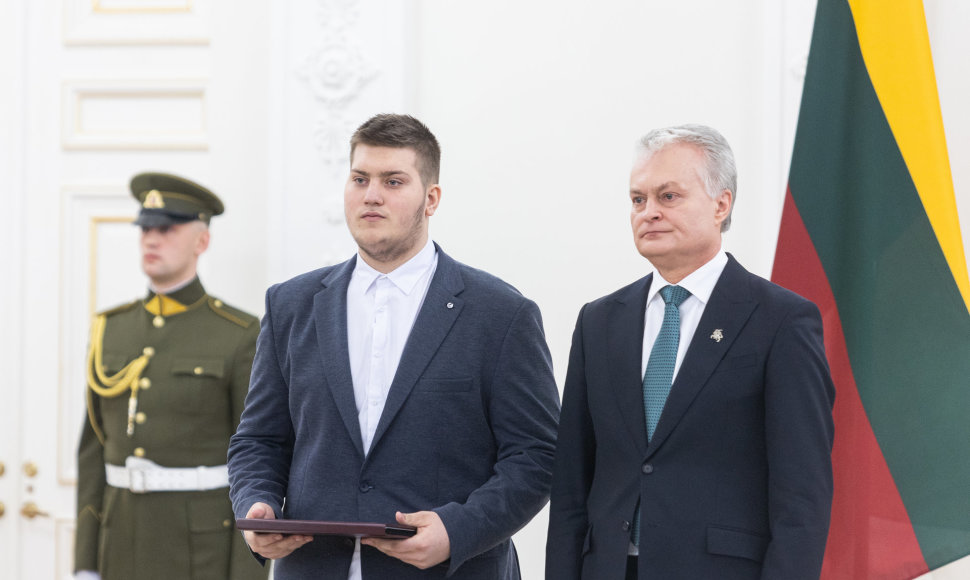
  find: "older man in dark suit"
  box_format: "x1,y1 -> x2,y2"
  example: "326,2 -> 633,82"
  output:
228,114 -> 560,579
546,125 -> 835,580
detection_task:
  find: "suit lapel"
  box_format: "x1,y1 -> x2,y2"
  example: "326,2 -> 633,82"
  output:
647,256 -> 757,455
369,247 -> 464,454
312,258 -> 366,457
607,275 -> 652,457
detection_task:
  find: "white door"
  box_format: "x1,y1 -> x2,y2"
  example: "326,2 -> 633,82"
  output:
0,1 -> 271,577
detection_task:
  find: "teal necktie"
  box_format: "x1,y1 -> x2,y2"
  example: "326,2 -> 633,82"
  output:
644,284 -> 691,440
634,284 -> 690,546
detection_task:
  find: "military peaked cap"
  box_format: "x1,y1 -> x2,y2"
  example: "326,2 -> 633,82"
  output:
130,172 -> 225,227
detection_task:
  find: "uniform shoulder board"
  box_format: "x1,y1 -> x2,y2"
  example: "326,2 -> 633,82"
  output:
207,296 -> 257,328
97,300 -> 141,318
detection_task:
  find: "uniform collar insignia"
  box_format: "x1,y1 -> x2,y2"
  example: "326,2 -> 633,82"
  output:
144,295 -> 188,317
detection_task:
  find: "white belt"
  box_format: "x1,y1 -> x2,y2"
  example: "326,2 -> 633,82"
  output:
105,456 -> 229,493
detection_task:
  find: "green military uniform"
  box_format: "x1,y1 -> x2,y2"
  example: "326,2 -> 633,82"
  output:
75,173 -> 267,580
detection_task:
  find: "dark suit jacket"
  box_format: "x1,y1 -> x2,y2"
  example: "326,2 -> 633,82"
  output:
546,255 -> 834,580
228,245 -> 561,579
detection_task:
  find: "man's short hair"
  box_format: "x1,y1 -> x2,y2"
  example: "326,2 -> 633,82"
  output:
636,124 -> 737,232
350,114 -> 441,188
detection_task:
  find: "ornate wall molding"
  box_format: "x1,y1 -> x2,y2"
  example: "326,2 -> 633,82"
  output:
266,0 -> 411,279
298,0 -> 379,175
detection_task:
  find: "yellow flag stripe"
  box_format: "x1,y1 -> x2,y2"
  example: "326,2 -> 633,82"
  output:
847,0 -> 970,311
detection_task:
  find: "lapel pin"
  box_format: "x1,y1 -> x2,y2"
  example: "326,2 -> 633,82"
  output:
710,329 -> 724,343
446,302 -> 454,309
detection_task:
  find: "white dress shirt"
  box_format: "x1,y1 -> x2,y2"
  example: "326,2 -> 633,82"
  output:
345,238 -> 438,579
630,249 -> 728,556
640,250 -> 728,380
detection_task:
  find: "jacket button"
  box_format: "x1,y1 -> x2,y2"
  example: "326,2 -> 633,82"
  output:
358,482 -> 373,493
621,520 -> 630,531
642,463 -> 654,474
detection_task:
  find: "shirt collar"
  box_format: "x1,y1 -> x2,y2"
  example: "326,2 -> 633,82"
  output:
647,250 -> 728,306
352,238 -> 437,295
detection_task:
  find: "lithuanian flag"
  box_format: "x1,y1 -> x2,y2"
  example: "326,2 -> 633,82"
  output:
771,0 -> 970,577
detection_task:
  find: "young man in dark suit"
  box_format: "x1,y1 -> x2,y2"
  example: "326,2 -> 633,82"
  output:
228,114 -> 561,579
546,125 -> 835,580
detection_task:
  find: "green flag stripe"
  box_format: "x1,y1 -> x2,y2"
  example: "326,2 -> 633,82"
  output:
788,0 -> 970,568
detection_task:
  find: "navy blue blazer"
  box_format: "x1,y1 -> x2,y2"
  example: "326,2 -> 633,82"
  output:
228,245 -> 560,579
546,255 -> 834,580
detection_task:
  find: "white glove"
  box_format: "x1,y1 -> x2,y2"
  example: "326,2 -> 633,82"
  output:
75,571 -> 101,580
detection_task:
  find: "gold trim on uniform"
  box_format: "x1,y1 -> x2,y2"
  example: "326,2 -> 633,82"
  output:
86,314 -> 153,437
145,294 -> 188,318
207,297 -> 253,328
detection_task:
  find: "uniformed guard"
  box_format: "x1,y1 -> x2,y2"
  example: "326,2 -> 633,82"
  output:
75,173 -> 267,580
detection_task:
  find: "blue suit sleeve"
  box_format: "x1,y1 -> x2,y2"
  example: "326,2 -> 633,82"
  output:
228,285 -> 295,523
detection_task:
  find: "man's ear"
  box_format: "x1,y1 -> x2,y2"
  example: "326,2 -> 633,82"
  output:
195,226 -> 211,256
714,189 -> 733,225
425,184 -> 442,217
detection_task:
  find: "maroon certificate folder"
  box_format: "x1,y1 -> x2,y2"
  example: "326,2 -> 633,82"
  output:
236,518 -> 417,539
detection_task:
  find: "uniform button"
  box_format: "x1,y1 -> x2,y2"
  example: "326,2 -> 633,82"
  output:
139,377 -> 151,389
134,447 -> 145,457
343,538 -> 354,547
214,299 -> 223,308
358,482 -> 373,493
621,520 -> 630,531
135,412 -> 147,424
642,463 -> 654,474
152,316 -> 165,328
193,366 -> 204,375
143,347 -> 155,357
223,519 -> 232,528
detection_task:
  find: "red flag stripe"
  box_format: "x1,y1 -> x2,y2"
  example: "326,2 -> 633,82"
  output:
772,189 -> 928,579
